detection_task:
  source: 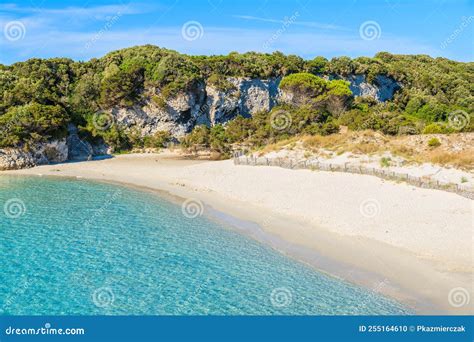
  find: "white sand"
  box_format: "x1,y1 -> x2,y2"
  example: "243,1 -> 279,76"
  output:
4,152 -> 473,314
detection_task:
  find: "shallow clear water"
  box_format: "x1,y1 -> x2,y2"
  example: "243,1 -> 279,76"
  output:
0,176 -> 410,315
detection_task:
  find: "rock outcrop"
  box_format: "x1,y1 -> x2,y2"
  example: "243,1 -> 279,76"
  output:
202,78 -> 281,126
0,149 -> 35,171
112,83 -> 206,137
237,78 -> 281,117
32,139 -> 68,165
66,124 -> 94,161
109,78 -> 282,137
0,125 -> 110,170
200,83 -> 240,126
0,139 -> 68,171
104,74 -> 399,138
334,74 -> 401,102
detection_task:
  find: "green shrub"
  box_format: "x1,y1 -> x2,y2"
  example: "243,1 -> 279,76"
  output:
77,112 -> 132,152
427,137 -> 441,147
225,115 -> 253,143
181,125 -> 210,149
320,121 -> 340,135
100,64 -> 144,108
422,123 -> 443,134
0,103 -> 68,147
144,131 -> 171,148
327,79 -> 352,97
422,123 -> 452,134
382,115 -> 419,135
411,102 -> 448,122
380,157 -> 392,167
280,73 -> 352,113
210,124 -> 231,155
207,74 -> 236,92
279,73 -> 328,98
151,95 -> 167,109
306,56 -> 328,74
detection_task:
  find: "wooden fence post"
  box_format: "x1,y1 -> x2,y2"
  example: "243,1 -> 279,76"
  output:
232,156 -> 473,199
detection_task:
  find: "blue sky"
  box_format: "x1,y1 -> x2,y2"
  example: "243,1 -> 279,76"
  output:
0,0 -> 472,65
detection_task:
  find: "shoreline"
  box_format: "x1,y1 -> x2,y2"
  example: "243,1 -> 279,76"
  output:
2,152 -> 473,314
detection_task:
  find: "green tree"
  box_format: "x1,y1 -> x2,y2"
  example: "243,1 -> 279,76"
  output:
181,125 -> 210,150
306,56 -> 328,74
0,103 -> 68,147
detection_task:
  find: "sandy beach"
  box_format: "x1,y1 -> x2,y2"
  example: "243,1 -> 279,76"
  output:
3,152 -> 473,314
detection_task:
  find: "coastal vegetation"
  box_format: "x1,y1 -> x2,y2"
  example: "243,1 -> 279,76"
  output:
0,103 -> 68,147
0,45 -> 472,155
256,130 -> 474,170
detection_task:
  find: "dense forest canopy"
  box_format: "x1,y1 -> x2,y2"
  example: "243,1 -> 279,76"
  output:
0,45 -> 472,152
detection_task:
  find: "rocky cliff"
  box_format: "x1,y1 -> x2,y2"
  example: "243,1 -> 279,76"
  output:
107,74 -> 400,138
0,73 -> 400,170
0,126 -> 109,170
0,140 -> 68,171
109,77 -> 282,138
337,74 -> 401,102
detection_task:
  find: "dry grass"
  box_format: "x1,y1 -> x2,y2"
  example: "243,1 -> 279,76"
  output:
391,133 -> 474,170
425,150 -> 474,169
254,130 -> 474,171
257,137 -> 301,156
302,130 -> 389,155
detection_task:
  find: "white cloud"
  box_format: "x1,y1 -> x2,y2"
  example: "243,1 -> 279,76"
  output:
0,3 -> 447,64
0,3 -> 157,16
233,15 -> 347,31
0,25 -> 442,64
0,2 -> 162,34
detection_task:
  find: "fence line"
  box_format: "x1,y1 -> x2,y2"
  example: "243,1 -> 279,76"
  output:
233,156 -> 474,200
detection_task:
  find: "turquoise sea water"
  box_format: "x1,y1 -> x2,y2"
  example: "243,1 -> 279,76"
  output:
0,176 -> 410,315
